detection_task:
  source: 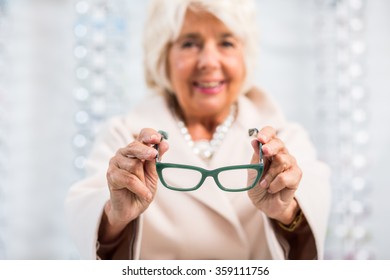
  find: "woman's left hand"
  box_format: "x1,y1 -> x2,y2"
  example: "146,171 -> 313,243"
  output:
248,126 -> 302,225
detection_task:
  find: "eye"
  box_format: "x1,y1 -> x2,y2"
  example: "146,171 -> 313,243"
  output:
181,40 -> 197,49
221,40 -> 235,48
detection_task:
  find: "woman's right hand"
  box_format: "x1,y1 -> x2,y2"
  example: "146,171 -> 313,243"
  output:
100,128 -> 169,242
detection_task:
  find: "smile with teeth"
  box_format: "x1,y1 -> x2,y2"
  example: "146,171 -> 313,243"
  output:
195,81 -> 224,88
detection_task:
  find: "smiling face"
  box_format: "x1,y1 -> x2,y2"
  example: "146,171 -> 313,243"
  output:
168,9 -> 246,124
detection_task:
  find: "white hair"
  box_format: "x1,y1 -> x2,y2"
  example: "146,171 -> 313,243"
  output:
143,0 -> 258,95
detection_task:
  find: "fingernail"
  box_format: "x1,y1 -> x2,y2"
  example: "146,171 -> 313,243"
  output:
150,134 -> 158,141
260,179 -> 267,189
268,188 -> 273,194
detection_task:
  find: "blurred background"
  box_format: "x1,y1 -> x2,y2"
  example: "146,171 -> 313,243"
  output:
0,0 -> 389,259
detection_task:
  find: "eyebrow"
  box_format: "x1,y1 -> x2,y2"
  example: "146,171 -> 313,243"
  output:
178,32 -> 236,40
220,33 -> 235,39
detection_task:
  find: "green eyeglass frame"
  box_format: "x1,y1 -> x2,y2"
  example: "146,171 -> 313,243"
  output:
154,128 -> 264,192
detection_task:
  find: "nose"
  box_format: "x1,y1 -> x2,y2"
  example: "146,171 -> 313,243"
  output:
197,43 -> 220,71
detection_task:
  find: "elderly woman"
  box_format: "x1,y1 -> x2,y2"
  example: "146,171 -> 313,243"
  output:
66,0 -> 330,260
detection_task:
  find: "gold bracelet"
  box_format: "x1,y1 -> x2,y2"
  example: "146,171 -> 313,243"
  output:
277,209 -> 304,232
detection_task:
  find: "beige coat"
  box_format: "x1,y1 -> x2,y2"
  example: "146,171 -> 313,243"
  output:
66,90 -> 331,260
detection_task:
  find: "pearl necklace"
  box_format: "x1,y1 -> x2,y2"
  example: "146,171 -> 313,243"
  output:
177,104 -> 237,161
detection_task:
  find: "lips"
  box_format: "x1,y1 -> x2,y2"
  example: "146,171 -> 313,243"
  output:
193,80 -> 225,94
196,81 -> 222,88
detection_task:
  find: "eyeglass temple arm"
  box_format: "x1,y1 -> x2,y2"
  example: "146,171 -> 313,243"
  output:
248,128 -> 263,165
154,130 -> 169,162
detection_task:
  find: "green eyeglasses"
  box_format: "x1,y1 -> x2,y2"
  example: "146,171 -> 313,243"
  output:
154,129 -> 264,192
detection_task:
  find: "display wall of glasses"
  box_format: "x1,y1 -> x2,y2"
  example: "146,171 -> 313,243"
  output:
314,0 -> 372,259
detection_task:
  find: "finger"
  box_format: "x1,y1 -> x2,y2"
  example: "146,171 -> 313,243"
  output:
137,128 -> 164,145
118,141 -> 157,161
250,139 -> 272,178
155,139 -> 169,158
268,166 -> 302,194
280,187 -> 298,203
256,126 -> 277,144
107,166 -> 152,202
137,128 -> 170,159
261,138 -> 288,157
111,154 -> 146,180
146,140 -> 169,174
250,139 -> 261,163
259,153 -> 293,189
